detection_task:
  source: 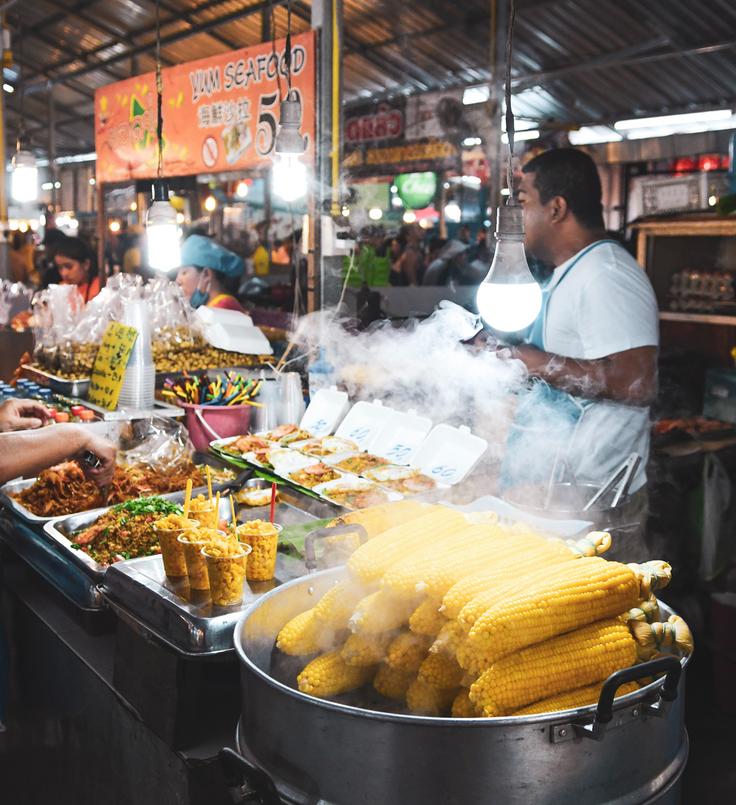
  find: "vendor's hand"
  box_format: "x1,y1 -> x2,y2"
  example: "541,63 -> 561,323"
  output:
0,398 -> 52,432
79,432 -> 117,487
462,329 -> 497,353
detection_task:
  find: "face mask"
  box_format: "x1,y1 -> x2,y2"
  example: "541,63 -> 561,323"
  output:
190,289 -> 209,308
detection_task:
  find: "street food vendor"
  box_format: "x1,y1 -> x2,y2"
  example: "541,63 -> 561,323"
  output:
499,149 -> 658,557
55,236 -> 101,303
177,234 -> 245,313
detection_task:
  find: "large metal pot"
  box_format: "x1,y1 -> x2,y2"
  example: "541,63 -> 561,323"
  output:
230,568 -> 691,805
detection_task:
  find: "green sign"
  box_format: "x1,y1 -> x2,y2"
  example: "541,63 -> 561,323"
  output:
395,171 -> 437,210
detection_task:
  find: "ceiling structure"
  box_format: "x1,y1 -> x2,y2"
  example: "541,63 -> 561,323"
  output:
4,0 -> 736,158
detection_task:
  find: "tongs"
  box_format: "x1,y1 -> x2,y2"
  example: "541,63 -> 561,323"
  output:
583,453 -> 641,512
81,449 -> 110,503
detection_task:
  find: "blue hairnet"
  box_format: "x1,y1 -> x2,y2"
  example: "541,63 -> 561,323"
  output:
181,234 -> 244,277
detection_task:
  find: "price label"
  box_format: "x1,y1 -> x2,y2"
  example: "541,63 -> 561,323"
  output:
429,464 -> 457,481
88,322 -> 139,410
386,443 -> 412,464
349,426 -> 372,443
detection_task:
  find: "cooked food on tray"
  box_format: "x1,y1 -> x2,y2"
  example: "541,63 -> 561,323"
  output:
317,482 -> 393,509
227,435 -> 274,456
652,416 -> 733,437
333,453 -> 390,475
273,508 -> 692,717
235,487 -> 277,507
71,496 -> 181,565
262,424 -> 312,445
365,465 -> 437,495
12,460 -> 206,517
288,462 -> 342,489
296,436 -> 359,457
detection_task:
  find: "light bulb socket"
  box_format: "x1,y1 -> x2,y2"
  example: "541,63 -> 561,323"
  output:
496,204 -> 524,237
275,90 -> 307,156
151,179 -> 170,203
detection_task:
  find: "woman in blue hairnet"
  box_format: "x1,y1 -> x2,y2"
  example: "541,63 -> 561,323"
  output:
176,234 -> 245,313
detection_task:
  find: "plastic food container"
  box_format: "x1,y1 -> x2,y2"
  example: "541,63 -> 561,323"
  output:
154,516 -> 201,579
236,520 -> 282,581
178,528 -> 228,590
202,542 -> 252,606
188,495 -> 219,530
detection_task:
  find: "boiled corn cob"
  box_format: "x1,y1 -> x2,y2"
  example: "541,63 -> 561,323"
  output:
347,508 -> 469,584
406,678 -> 457,716
328,500 -> 428,541
385,631 -> 432,673
409,598 -> 446,636
373,665 -> 415,701
459,557 -> 642,672
418,652 -> 464,689
313,580 -> 367,630
629,615 -> 693,661
512,680 -> 640,716
451,688 -> 480,718
349,590 -> 419,634
276,608 -> 323,656
341,632 -> 393,667
469,619 -> 637,717
429,619 -> 466,657
297,650 -> 375,697
626,596 -> 661,625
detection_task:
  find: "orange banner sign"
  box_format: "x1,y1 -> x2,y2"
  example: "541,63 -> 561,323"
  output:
95,32 -> 315,184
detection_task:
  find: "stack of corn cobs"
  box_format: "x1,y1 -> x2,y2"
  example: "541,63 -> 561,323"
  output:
276,501 -> 693,717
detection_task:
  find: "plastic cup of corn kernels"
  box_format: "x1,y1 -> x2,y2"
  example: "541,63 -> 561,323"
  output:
154,517 -> 200,579
202,543 -> 252,606
178,528 -> 226,590
236,521 -> 282,582
188,496 -> 219,530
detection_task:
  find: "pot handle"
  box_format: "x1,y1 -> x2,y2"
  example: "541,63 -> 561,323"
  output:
194,408 -> 223,442
219,748 -> 281,805
304,523 -> 368,571
576,655 -> 682,741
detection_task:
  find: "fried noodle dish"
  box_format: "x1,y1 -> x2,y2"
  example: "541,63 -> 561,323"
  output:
334,454 -> 390,475
72,496 -> 181,565
13,460 -> 206,517
288,462 -> 342,489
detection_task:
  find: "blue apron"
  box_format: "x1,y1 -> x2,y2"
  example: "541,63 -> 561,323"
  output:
499,240 -> 619,491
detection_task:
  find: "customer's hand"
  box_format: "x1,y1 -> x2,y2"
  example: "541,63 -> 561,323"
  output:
0,398 -> 52,432
79,431 -> 117,487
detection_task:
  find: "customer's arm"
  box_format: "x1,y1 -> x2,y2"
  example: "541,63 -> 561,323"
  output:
0,425 -> 117,485
0,398 -> 52,432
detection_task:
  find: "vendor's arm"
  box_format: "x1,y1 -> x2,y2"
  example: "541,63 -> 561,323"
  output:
0,425 -> 117,486
0,398 -> 52,432
509,344 -> 657,406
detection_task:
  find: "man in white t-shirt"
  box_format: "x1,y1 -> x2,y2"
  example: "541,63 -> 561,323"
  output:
500,149 -> 659,560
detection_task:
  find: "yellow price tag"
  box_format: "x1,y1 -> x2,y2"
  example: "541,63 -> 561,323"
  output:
88,322 -> 139,410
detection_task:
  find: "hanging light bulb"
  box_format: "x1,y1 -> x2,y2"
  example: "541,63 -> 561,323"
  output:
204,194 -> 217,212
272,89 -> 307,202
12,150 -> 38,203
476,205 -> 541,332
147,180 -> 181,272
235,180 -> 249,199
444,201 -> 462,223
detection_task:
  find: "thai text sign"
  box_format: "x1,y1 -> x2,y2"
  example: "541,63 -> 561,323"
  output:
95,32 -> 315,183
88,322 -> 139,410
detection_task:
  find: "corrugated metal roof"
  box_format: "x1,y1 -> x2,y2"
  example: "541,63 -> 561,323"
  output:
5,0 -> 736,156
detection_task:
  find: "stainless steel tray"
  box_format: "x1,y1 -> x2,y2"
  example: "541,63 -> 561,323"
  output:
21,364 -> 90,397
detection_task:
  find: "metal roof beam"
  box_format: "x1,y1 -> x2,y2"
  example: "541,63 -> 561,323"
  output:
141,0 -> 241,52
13,54 -> 96,101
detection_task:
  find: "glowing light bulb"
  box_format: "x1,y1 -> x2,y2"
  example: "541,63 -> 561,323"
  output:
109,220 -> 121,233
204,194 -> 217,212
444,201 -> 462,223
146,182 -> 181,272
403,210 -> 417,224
235,180 -> 249,198
368,207 -> 383,221
272,153 -> 307,202
11,150 -> 38,203
476,205 -> 542,333
130,201 -> 137,212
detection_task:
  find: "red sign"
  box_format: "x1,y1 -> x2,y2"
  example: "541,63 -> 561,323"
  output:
345,103 -> 404,145
95,32 -> 315,184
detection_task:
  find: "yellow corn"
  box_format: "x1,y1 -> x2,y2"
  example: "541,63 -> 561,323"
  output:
313,581 -> 367,630
429,619 -> 466,657
297,650 -> 375,697
469,619 -> 637,716
347,508 -> 469,583
349,589 -> 419,634
626,596 -> 661,625
329,500 -> 428,540
512,681 -> 640,716
341,632 -> 392,667
385,631 -> 432,673
406,678 -> 456,716
451,688 -> 480,718
409,598 -> 446,636
460,557 -> 641,672
276,608 -> 323,656
373,665 -> 415,700
629,615 -> 693,661
418,652 -> 464,689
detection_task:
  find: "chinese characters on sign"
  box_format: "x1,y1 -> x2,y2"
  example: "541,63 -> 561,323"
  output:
94,32 -> 315,183
88,322 -> 139,410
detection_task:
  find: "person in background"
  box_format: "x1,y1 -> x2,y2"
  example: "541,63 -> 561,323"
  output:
55,236 -> 101,303
177,234 -> 245,312
39,228 -> 68,287
8,232 -> 32,285
391,223 -> 424,286
252,220 -> 270,277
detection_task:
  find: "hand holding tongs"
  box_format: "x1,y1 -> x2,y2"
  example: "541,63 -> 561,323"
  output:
81,449 -> 110,503
583,453 -> 641,512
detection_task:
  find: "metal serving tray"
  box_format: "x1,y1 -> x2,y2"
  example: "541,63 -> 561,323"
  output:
21,364 -> 91,397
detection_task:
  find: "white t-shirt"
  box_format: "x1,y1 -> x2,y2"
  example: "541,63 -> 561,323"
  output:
542,240 -> 659,492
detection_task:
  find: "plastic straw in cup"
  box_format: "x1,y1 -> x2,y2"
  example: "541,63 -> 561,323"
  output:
183,478 -> 193,519
230,495 -> 237,530
206,465 -> 213,503
269,483 -> 277,523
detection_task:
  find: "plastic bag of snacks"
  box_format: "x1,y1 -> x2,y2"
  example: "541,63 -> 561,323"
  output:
116,415 -> 200,474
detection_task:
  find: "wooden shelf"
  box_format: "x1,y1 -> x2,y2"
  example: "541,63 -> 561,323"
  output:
659,311 -> 736,326
634,218 -> 736,237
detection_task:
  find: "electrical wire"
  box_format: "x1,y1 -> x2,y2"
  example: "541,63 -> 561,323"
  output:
270,1 -> 283,101
155,0 -> 164,178
504,0 -> 516,202
285,0 -> 292,90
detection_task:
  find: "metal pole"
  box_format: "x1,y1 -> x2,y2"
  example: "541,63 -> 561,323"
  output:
96,183 -> 105,286
311,0 -> 343,312
48,87 -> 57,212
0,31 -> 7,281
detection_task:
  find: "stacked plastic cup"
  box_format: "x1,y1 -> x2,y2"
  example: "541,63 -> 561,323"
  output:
118,299 -> 155,410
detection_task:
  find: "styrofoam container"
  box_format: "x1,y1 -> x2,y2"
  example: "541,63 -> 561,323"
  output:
267,447 -> 314,476
323,451 -> 391,475
412,424 -> 488,486
334,400 -> 396,452
194,306 -> 274,355
370,410 -> 433,465
299,387 -> 350,437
